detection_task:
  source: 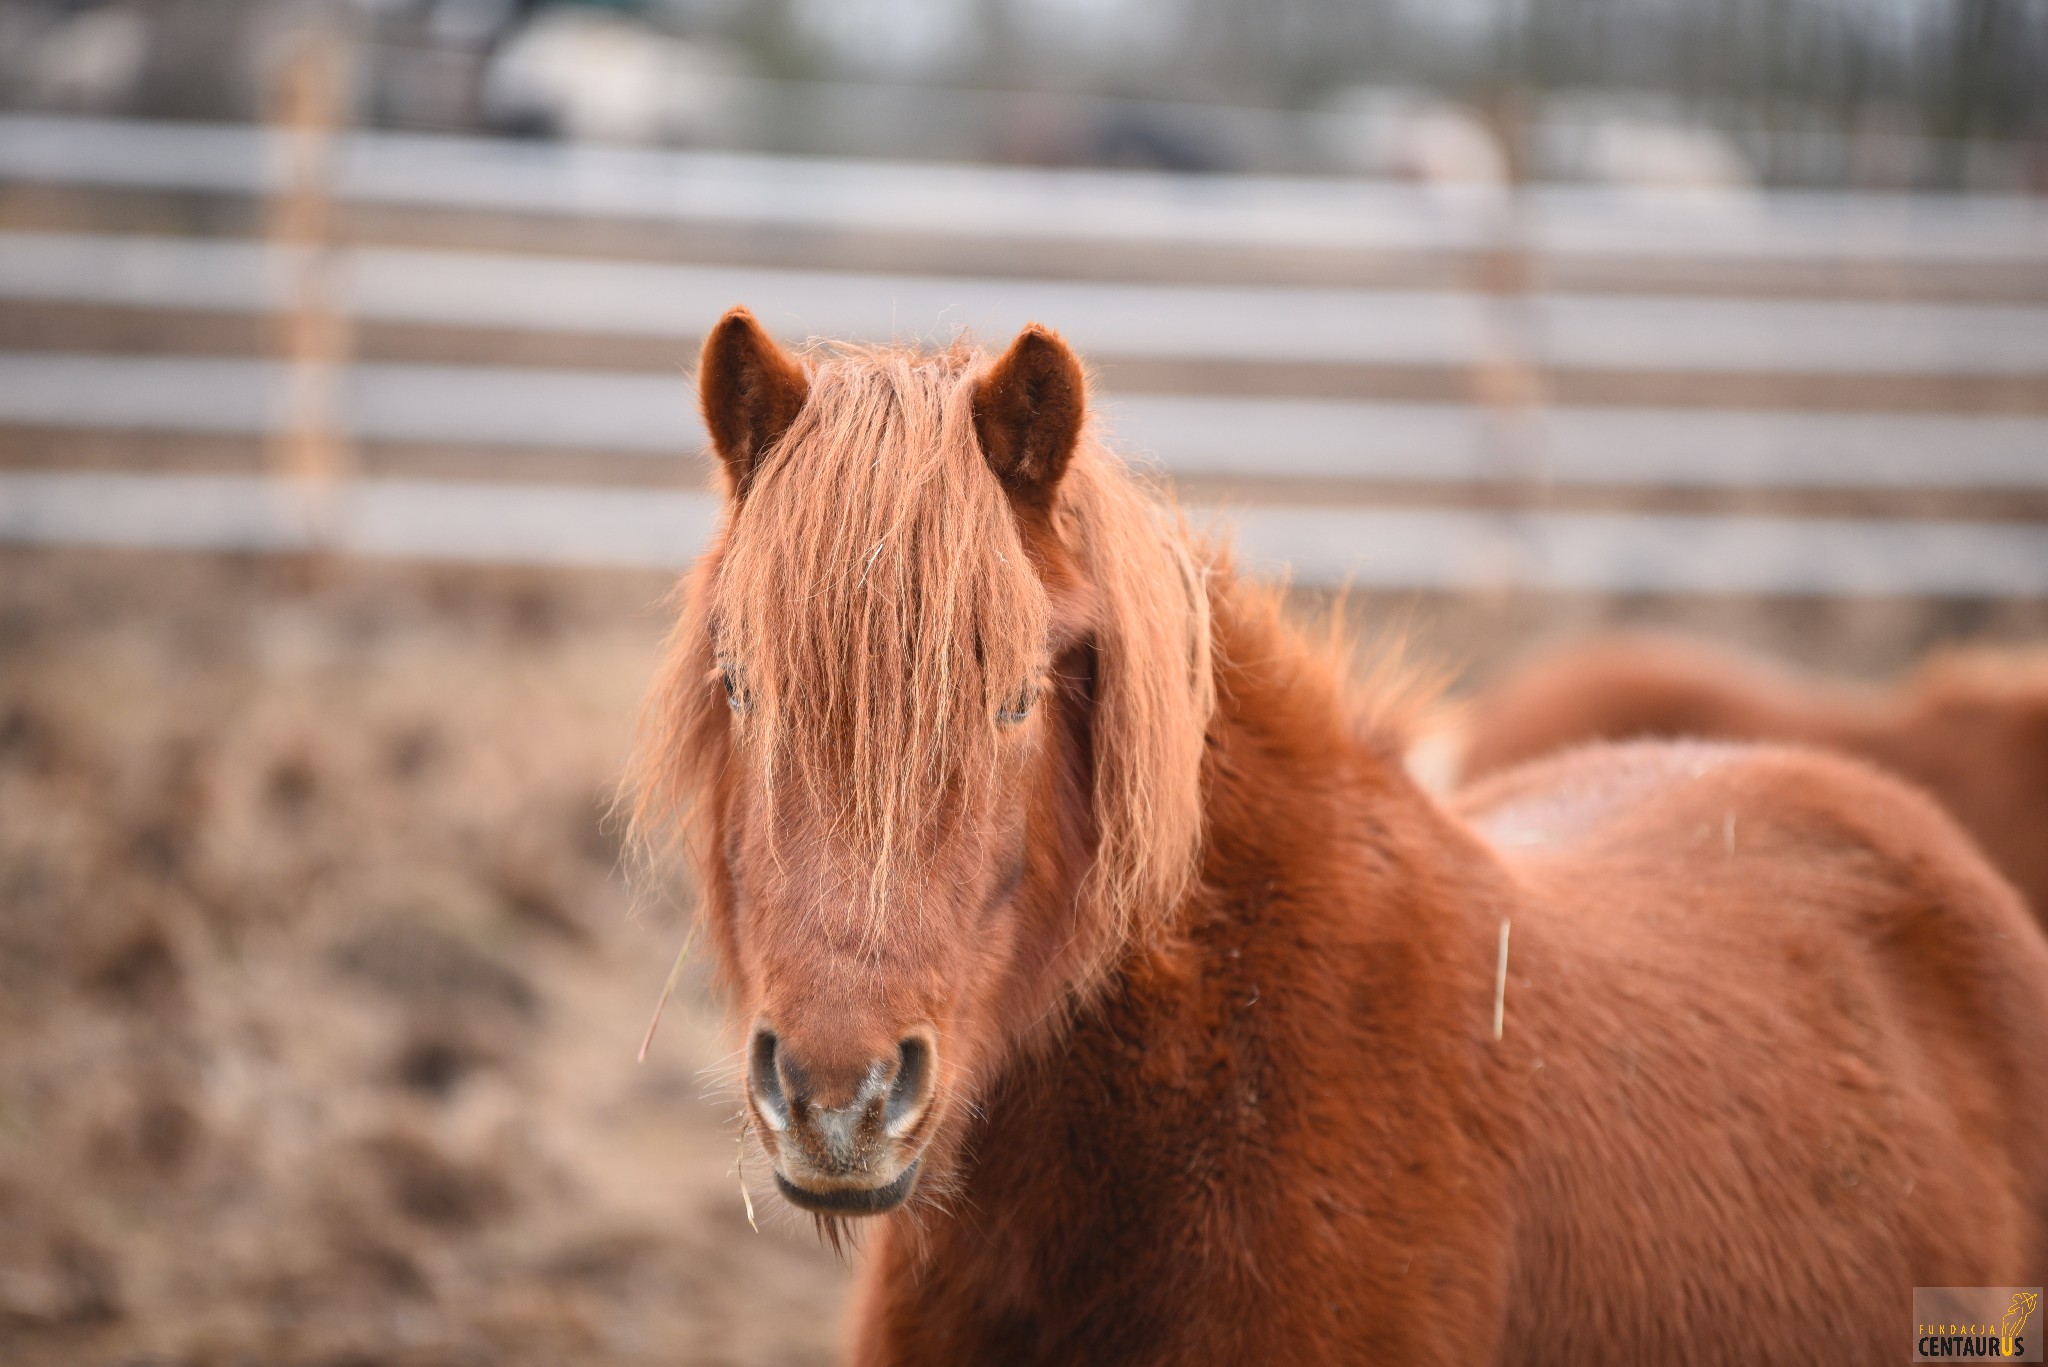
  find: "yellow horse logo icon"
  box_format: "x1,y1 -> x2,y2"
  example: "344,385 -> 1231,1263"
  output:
2004,1291 -> 2040,1358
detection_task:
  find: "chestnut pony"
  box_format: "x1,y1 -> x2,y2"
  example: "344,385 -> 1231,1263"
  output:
632,310 -> 2048,1365
1456,635 -> 2048,933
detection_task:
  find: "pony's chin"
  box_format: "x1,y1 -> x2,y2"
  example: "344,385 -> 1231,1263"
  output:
774,1159 -> 921,1216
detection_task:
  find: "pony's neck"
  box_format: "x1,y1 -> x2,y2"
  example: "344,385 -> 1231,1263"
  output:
1163,570 -> 1455,950
874,569 -> 1501,1335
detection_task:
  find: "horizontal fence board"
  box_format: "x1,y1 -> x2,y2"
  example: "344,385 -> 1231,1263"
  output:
5,116 -> 2048,265
0,356 -> 698,450
0,472 -> 719,568
5,355 -> 2045,491
5,233 -> 2047,376
1232,504 -> 2048,597
1112,395 -> 2048,490
5,471 -> 2045,596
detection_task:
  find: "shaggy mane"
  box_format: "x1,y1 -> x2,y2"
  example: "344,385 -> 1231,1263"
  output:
630,338 -> 1213,952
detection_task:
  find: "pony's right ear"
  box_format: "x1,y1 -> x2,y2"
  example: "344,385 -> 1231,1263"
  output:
973,324 -> 1086,510
698,307 -> 809,498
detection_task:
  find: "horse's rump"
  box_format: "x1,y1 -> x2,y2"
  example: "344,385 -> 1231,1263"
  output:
1460,740 -> 2048,1359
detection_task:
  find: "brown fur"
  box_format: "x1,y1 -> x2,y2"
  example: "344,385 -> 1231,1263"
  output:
631,316 -> 2048,1365
1457,634 -> 2048,931
972,323 -> 1088,508
699,305 -> 812,497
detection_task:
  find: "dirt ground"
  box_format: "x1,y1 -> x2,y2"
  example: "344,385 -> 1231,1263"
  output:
0,549 -> 851,1367
4,545 -> 2045,1366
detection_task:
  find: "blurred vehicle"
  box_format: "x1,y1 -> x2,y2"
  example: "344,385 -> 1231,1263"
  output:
1320,87 -> 1510,187
20,3 -> 150,112
480,5 -> 748,143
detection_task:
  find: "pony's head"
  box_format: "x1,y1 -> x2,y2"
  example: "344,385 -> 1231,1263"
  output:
633,309 -> 1212,1217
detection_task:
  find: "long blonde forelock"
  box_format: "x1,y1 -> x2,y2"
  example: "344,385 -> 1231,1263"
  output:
714,342 -> 1048,911
632,337 -> 1215,956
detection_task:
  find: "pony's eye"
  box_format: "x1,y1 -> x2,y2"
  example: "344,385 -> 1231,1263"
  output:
996,683 -> 1035,726
720,662 -> 747,713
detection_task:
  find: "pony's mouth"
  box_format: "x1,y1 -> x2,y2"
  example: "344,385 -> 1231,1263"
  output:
774,1159 -> 921,1216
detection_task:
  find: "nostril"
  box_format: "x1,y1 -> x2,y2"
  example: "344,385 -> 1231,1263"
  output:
748,1028 -> 789,1131
885,1034 -> 934,1134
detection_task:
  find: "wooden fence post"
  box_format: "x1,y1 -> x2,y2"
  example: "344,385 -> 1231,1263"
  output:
267,12 -> 355,557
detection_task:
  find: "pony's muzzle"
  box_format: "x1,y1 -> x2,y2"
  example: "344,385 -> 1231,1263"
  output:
747,1023 -> 936,1213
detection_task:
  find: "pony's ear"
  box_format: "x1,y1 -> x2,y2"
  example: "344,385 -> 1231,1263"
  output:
698,307 -> 809,497
973,324 -> 1085,508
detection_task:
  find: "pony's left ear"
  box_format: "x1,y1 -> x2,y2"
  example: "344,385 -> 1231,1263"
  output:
698,307 -> 809,498
973,324 -> 1086,508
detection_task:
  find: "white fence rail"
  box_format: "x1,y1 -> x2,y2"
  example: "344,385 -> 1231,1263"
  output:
5,354 -> 2047,492
3,117 -> 2045,595
5,115 -> 2048,264
6,471 -> 2046,597
4,232 -> 2046,376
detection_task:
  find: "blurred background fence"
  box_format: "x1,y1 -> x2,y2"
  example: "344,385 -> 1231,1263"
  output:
1,0 -> 2045,599
3,111 -> 2044,596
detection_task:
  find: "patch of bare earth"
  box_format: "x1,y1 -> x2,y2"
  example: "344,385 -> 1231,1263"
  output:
0,549 -> 852,1367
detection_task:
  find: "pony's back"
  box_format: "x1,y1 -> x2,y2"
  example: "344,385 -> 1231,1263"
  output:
1456,635 -> 2048,927
1459,739 -> 2048,1361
